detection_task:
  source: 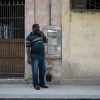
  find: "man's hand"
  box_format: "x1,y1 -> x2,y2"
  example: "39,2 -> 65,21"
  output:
26,47 -> 32,64
27,58 -> 32,64
38,31 -> 45,37
38,31 -> 48,43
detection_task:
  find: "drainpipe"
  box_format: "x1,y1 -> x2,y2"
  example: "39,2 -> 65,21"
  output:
49,0 -> 51,26
46,0 -> 52,82
34,0 -> 36,23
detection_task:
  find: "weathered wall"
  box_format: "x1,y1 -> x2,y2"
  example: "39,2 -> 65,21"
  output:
25,0 -> 62,84
25,0 -> 100,85
35,0 -> 61,29
25,0 -> 35,80
70,13 -> 100,79
61,0 -> 100,85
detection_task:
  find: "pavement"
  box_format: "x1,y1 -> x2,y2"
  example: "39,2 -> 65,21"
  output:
0,84 -> 100,99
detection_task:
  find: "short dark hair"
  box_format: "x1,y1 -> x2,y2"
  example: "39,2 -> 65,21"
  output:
32,23 -> 39,30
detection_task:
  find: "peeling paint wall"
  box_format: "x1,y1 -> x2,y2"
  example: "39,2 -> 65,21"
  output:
35,0 -> 61,29
25,0 -> 62,84
25,0 -> 35,80
62,0 -> 100,85
70,13 -> 100,79
25,0 -> 100,85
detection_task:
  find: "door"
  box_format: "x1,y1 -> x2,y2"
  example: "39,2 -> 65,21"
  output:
0,0 -> 25,78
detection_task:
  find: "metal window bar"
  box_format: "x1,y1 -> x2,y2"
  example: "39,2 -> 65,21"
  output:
87,0 -> 100,9
0,0 -> 25,78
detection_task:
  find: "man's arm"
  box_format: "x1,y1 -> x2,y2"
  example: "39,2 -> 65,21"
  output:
26,47 -> 32,64
38,31 -> 48,43
42,35 -> 48,43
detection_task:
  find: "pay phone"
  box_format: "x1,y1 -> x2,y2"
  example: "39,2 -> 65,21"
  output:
43,26 -> 61,58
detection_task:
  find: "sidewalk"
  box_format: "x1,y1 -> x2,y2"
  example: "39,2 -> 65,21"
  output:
0,84 -> 100,99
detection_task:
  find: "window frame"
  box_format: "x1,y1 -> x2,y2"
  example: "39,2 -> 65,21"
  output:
70,0 -> 100,12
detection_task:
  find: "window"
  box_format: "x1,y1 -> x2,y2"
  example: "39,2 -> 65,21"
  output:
0,0 -> 25,39
71,0 -> 100,11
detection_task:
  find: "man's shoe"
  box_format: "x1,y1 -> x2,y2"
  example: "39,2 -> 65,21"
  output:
40,85 -> 48,88
34,85 -> 40,90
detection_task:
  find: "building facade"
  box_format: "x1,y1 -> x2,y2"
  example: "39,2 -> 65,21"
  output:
0,0 -> 100,85
25,0 -> 100,85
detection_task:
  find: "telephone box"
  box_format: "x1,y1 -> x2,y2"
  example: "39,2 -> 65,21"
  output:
43,26 -> 61,58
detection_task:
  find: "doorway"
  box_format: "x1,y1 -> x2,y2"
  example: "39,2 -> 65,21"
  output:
0,0 -> 25,78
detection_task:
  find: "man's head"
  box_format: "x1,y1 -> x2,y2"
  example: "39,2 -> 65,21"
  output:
32,24 -> 40,33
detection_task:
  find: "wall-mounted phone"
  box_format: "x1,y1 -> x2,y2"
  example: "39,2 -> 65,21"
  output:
43,26 -> 61,58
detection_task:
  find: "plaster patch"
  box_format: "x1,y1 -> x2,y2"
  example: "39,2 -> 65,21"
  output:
29,9 -> 34,16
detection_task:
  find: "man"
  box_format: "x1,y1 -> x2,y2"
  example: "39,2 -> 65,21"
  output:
26,24 -> 48,90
